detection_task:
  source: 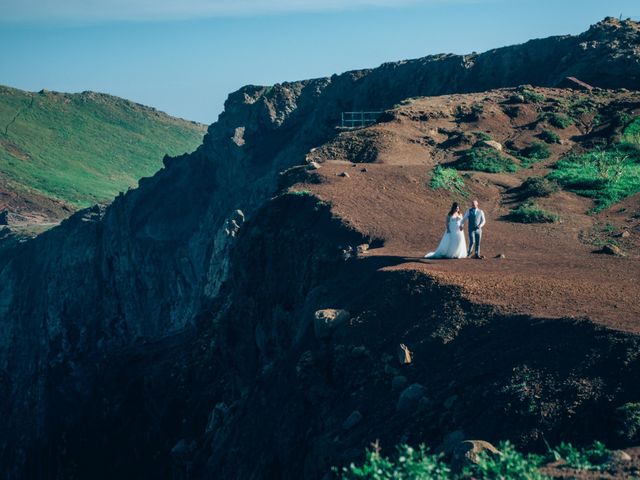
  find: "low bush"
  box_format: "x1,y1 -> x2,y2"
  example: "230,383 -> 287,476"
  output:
520,142 -> 551,164
550,441 -> 609,471
506,202 -> 559,223
615,402 -> 640,442
620,116 -> 640,149
519,177 -> 559,198
516,85 -> 546,103
336,443 -> 451,480
467,441 -> 547,480
473,131 -> 493,141
430,166 -> 467,197
538,129 -> 561,144
543,113 -> 573,129
455,147 -> 518,173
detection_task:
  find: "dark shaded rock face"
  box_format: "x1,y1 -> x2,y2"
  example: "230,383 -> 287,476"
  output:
0,18 -> 639,479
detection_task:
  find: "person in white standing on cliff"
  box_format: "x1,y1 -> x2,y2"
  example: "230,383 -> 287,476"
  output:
424,202 -> 467,259
460,199 -> 486,259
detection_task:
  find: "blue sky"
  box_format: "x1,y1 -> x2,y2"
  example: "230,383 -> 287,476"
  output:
0,0 -> 637,124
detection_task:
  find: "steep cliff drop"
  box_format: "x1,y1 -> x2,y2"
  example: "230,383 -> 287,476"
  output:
0,18 -> 639,479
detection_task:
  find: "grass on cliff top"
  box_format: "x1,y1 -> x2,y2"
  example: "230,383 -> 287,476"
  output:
549,118 -> 640,211
0,85 -> 206,208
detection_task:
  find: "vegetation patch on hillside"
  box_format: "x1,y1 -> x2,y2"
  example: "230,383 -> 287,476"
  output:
549,147 -> 640,211
0,86 -> 205,208
519,141 -> 551,166
518,177 -> 559,198
506,201 -> 559,223
336,440 -> 615,479
430,166 -> 467,197
454,146 -> 518,173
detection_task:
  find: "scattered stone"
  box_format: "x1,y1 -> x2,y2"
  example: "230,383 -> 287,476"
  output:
337,172 -> 350,178
618,231 -> 630,238
342,410 -> 363,430
443,394 -> 458,409
599,244 -> 624,256
171,438 -> 196,459
205,402 -> 229,433
452,440 -> 501,469
480,140 -> 503,152
314,309 -> 350,339
361,167 -> 368,173
384,364 -> 399,376
608,450 -> 632,463
307,161 -> 321,170
396,383 -> 427,413
351,345 -> 368,358
440,430 -> 467,455
397,344 -> 413,365
391,375 -> 408,392
356,244 -> 370,255
495,253 -> 506,259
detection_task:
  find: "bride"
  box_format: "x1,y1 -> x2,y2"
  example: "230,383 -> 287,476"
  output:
424,202 -> 467,259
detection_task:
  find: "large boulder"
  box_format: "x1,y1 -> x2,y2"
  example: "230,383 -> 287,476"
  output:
313,309 -> 350,339
452,440 -> 501,470
396,383 -> 427,413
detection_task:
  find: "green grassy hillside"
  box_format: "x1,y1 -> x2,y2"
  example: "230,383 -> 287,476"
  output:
0,85 -> 206,209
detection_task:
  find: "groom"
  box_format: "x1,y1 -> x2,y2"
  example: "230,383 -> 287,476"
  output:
460,199 -> 486,259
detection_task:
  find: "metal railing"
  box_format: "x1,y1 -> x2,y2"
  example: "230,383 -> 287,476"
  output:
339,111 -> 383,129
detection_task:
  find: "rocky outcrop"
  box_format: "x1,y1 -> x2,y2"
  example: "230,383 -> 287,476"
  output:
0,18 -> 639,478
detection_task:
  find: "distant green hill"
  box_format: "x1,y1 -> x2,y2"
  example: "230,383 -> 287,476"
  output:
0,85 -> 206,211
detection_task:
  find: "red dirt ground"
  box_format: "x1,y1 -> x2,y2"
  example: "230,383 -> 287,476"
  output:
295,88 -> 640,334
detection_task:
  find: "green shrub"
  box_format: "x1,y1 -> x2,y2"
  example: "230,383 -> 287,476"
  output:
336,443 -> 451,480
549,148 -> 640,210
538,130 -> 561,144
551,442 -> 609,470
506,202 -> 559,223
543,113 -> 573,129
473,131 -> 493,141
456,147 -> 518,173
519,177 -> 558,198
466,441 -> 547,480
457,104 -> 484,122
615,402 -> 640,441
620,116 -> 640,149
516,86 -> 546,103
521,142 -> 551,163
430,166 -> 467,196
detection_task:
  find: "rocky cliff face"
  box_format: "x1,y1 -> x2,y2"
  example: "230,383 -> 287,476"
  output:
0,18 -> 639,479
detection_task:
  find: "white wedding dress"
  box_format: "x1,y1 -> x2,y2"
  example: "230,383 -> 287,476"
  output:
425,215 -> 467,259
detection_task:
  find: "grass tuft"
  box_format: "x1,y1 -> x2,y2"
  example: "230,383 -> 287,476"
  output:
506,202 -> 559,223
430,166 -> 467,197
538,129 -> 561,144
549,147 -> 640,211
455,147 -> 518,173
542,112 -> 573,129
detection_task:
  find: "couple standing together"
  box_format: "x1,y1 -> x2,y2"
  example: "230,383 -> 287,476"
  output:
425,200 -> 486,259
